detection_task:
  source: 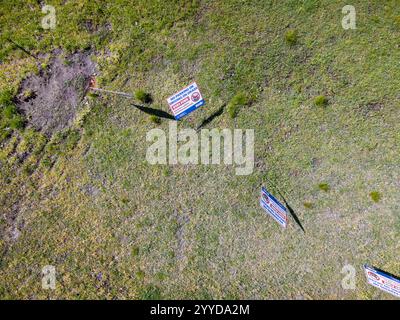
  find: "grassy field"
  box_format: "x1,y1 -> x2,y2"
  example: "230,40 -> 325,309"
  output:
0,0 -> 399,299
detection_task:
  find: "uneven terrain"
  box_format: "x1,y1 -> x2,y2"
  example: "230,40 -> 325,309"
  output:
0,0 -> 399,299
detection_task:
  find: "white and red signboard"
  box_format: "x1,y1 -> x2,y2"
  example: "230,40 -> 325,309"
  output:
364,265 -> 400,298
167,82 -> 205,120
260,187 -> 288,228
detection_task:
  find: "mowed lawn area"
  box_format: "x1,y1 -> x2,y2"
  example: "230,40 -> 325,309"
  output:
0,0 -> 399,299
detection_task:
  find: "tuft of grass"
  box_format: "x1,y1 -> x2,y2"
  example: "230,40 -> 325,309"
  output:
135,89 -> 152,104
227,92 -> 249,118
303,202 -> 313,209
136,270 -> 145,281
285,29 -> 298,45
131,246 -> 140,257
318,183 -> 330,192
149,115 -> 161,124
314,95 -> 328,107
370,191 -> 381,203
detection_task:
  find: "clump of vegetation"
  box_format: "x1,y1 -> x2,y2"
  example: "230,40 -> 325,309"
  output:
370,191 -> 381,203
227,92 -> 249,118
1,102 -> 25,134
318,183 -> 330,192
136,270 -> 145,281
314,95 -> 328,107
303,202 -> 314,209
149,115 -> 161,124
22,89 -> 35,101
285,29 -> 298,45
0,89 -> 14,105
135,89 -> 152,104
131,246 -> 140,257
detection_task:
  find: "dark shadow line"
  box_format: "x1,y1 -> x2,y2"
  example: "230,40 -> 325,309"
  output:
132,104 -> 176,120
277,190 -> 305,233
369,265 -> 400,281
196,105 -> 225,131
7,38 -> 38,60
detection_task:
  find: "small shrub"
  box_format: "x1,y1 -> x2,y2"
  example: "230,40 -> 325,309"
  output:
318,183 -> 330,192
370,191 -> 381,203
227,92 -> 248,118
285,29 -> 298,45
149,115 -> 161,124
314,95 -> 328,107
135,89 -> 152,103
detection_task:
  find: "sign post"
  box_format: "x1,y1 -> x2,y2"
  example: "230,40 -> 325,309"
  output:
167,82 -> 205,120
260,187 -> 288,228
364,265 -> 400,298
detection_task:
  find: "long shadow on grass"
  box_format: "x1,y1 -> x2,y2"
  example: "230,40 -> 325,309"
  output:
370,266 -> 400,280
132,104 -> 176,120
196,105 -> 225,131
277,191 -> 305,233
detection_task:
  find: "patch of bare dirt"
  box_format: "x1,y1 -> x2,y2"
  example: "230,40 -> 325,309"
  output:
16,50 -> 96,136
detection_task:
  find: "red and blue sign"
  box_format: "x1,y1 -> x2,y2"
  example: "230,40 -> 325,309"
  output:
260,187 -> 288,228
364,265 -> 400,298
167,82 -> 205,120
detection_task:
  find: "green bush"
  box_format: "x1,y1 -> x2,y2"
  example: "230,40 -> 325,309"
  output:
227,92 -> 248,118
314,95 -> 328,107
135,89 -> 152,104
285,29 -> 298,45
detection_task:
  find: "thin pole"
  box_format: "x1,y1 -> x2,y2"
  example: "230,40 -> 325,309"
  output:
90,87 -> 133,98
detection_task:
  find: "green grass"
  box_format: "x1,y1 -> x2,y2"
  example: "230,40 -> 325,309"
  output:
0,0 -> 399,300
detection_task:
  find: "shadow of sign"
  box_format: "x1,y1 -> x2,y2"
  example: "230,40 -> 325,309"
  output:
196,105 -> 225,131
132,104 -> 176,120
